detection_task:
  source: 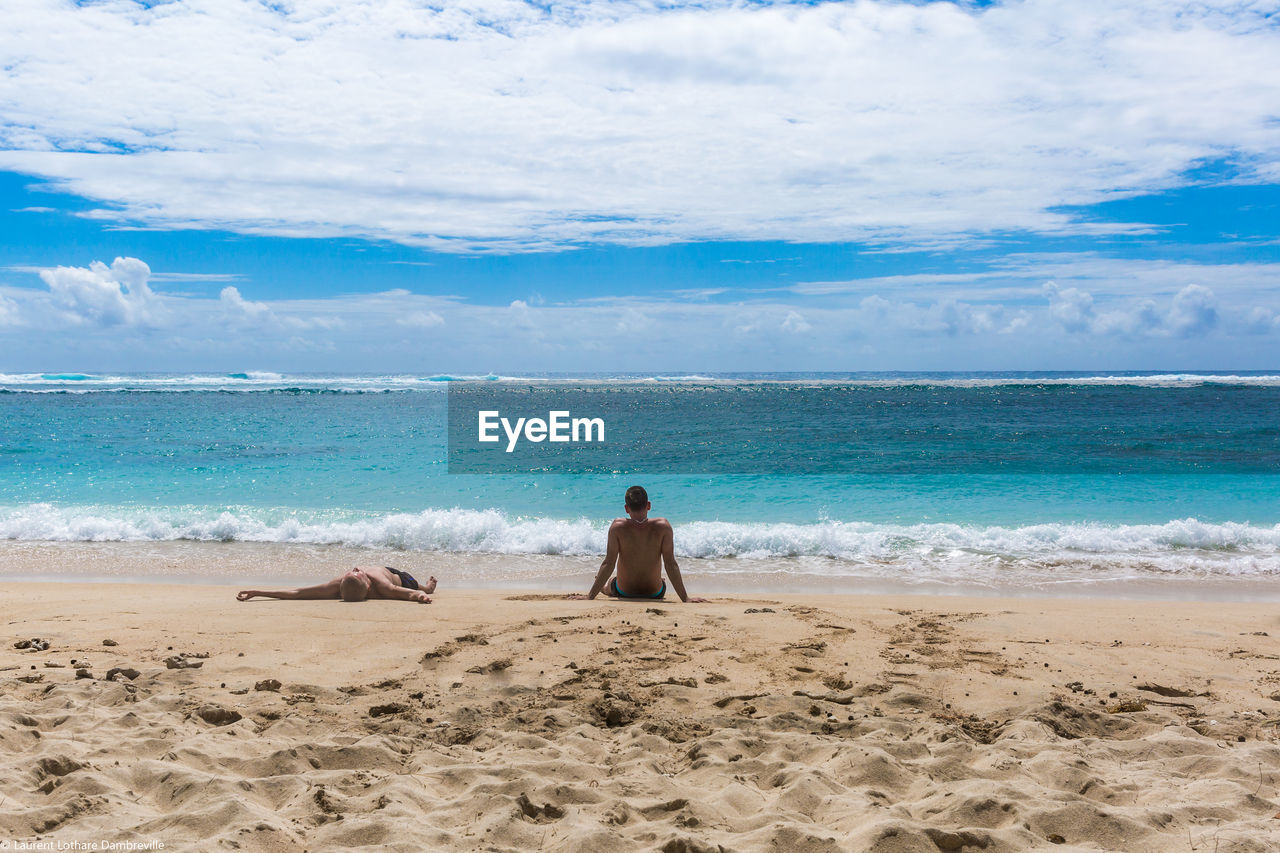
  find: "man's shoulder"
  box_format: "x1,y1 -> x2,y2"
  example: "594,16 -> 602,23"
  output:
651,517 -> 673,530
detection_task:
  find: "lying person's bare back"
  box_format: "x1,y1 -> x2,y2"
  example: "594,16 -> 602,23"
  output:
237,566 -> 437,603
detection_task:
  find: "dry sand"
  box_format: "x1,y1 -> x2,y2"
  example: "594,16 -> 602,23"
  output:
3,582 -> 1280,852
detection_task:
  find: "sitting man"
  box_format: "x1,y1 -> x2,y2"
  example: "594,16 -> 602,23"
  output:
577,485 -> 704,603
237,566 -> 435,603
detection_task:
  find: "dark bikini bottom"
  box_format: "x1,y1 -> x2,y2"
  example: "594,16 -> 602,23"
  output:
611,577 -> 666,599
385,567 -> 420,591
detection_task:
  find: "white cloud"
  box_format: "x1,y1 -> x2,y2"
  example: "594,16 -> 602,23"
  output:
220,285 -> 273,324
38,257 -> 162,327
1000,312 -> 1031,336
1,1 -> 1278,250
151,272 -> 245,283
997,255 -> 1280,301
398,310 -> 445,329
1168,284 -> 1218,336
614,307 -> 653,334
0,294 -> 18,326
1041,280 -> 1225,338
1044,282 -> 1095,333
1093,299 -> 1161,336
780,310 -> 811,333
218,285 -> 348,331
795,255 -> 1280,304
1245,306 -> 1280,334
905,299 -> 1010,336
794,272 -> 989,297
508,299 -> 534,328
859,295 -> 892,317
3,255 -> 1277,371
666,287 -> 729,301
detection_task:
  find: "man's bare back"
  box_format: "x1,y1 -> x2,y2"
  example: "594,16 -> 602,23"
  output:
610,515 -> 672,596
579,486 -> 704,603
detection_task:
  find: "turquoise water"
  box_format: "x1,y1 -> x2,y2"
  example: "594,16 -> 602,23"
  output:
1,371 -> 1277,587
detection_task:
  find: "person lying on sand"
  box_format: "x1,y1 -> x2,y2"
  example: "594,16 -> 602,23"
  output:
574,486 -> 705,603
236,566 -> 435,603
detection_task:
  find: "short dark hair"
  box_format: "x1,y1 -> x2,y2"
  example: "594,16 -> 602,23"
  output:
339,574 -> 369,602
625,485 -> 649,510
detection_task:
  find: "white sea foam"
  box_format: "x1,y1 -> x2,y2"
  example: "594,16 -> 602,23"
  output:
1,504 -> 1276,578
0,373 -> 448,393
3,372 -> 1280,392
227,371 -> 284,381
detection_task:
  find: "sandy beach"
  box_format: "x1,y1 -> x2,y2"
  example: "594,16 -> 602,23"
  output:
2,582 -> 1279,852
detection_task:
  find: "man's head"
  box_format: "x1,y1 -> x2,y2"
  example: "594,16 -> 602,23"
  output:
624,485 -> 651,520
339,568 -> 371,602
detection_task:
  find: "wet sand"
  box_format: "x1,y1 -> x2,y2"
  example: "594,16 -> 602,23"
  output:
4,539 -> 1278,602
3,582 -> 1280,851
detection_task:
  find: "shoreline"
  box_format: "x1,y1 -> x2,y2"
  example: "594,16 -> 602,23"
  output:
2,539 -> 1280,603
3,583 -> 1279,850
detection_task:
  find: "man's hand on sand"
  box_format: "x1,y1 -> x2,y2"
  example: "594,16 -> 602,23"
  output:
409,590 -> 432,603
236,591 -> 256,601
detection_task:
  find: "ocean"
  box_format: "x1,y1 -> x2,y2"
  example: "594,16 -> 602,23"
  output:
1,371 -> 1277,598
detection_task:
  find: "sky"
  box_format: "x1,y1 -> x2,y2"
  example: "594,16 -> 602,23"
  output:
1,0 -> 1279,373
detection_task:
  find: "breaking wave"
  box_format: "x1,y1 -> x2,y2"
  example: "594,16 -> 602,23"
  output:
2,503 -> 1276,577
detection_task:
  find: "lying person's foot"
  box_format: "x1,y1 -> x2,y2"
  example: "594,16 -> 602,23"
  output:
422,576 -> 438,594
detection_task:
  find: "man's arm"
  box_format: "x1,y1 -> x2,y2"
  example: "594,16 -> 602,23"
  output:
660,521 -> 704,603
237,579 -> 341,601
582,522 -> 621,599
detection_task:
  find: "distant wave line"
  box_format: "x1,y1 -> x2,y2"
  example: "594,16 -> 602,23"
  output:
3,371 -> 1280,393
